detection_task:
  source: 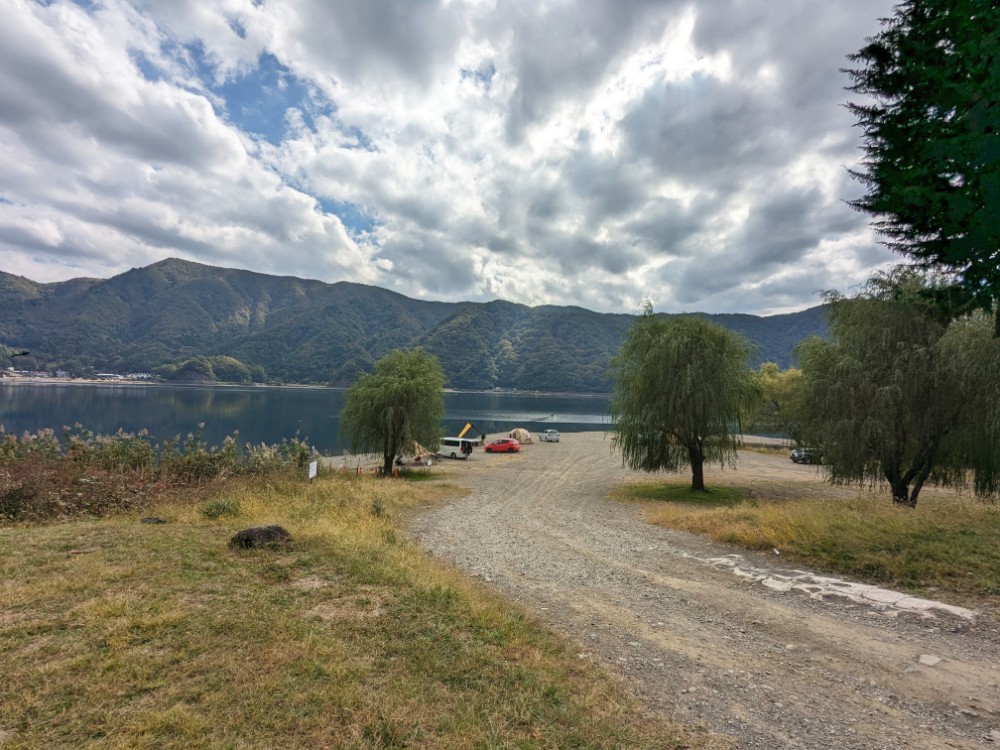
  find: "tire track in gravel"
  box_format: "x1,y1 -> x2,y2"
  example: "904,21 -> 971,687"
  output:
408,433 -> 1000,750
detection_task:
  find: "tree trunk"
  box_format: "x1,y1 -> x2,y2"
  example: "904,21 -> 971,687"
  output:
890,480 -> 917,507
907,462 -> 934,508
688,442 -> 706,492
382,433 -> 393,478
691,460 -> 706,492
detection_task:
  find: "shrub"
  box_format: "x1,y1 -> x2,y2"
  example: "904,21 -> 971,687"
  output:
0,460 -> 135,522
65,425 -> 157,472
0,424 -> 319,523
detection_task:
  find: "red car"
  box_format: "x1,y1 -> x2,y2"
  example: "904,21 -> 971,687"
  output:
484,438 -> 520,453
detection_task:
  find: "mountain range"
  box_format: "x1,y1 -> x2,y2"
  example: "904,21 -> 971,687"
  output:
0,258 -> 827,392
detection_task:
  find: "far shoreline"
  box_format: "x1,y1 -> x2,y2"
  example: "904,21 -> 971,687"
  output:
0,376 -> 613,398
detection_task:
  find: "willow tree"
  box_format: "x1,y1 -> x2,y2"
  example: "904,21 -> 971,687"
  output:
746,362 -> 809,444
798,269 -> 1000,507
609,307 -> 760,491
339,348 -> 445,477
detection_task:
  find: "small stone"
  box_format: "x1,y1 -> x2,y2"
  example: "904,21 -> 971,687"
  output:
918,654 -> 942,666
959,709 -> 980,718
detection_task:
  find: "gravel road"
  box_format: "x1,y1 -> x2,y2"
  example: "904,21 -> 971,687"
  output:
407,432 -> 1000,750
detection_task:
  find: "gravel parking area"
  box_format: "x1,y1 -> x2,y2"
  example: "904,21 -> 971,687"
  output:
408,431 -> 1000,750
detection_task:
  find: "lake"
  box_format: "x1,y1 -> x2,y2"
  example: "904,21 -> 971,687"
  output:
0,382 -> 611,454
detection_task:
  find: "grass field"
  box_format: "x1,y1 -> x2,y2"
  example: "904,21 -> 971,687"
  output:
615,479 -> 1000,611
1,470 -> 704,749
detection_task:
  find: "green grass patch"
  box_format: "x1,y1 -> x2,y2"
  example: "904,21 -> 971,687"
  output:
0,472 -> 701,749
200,496 -> 241,519
616,481 -> 746,507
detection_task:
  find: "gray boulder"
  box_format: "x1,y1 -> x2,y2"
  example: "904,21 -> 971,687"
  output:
228,525 -> 292,550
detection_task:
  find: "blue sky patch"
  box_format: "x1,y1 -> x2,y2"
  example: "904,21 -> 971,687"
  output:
316,198 -> 377,235
461,61 -> 496,90
212,52 -> 328,146
130,50 -> 165,83
36,0 -> 96,8
228,18 -> 247,40
340,125 -> 376,152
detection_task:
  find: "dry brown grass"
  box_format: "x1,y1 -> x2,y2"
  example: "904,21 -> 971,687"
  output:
619,471 -> 1000,613
0,469 -> 705,749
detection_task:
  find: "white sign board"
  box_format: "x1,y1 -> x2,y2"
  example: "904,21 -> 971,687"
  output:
308,460 -> 318,480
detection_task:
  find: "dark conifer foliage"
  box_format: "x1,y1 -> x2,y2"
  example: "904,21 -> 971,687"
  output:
844,0 -> 1000,332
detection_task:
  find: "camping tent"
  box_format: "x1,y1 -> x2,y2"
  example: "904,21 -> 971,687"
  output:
507,427 -> 532,444
409,441 -> 433,459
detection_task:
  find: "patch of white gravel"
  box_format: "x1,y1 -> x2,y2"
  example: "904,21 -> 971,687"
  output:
407,431 -> 1000,750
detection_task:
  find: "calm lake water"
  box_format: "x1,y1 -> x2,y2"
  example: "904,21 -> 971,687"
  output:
0,382 -> 611,454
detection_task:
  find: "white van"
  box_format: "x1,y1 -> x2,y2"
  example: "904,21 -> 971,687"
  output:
439,437 -> 476,459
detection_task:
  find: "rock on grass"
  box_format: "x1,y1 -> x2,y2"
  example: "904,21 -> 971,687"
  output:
228,525 -> 292,550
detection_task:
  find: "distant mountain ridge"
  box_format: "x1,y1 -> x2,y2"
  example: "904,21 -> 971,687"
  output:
0,258 -> 827,392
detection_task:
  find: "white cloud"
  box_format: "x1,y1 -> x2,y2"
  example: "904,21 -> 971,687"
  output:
0,0 -> 898,315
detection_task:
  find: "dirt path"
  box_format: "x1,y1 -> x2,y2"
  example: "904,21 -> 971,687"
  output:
407,432 -> 1000,750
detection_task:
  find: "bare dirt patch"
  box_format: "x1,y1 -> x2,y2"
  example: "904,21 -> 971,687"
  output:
408,431 -> 1000,750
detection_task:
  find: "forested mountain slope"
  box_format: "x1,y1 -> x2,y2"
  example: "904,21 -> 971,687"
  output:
0,258 -> 827,391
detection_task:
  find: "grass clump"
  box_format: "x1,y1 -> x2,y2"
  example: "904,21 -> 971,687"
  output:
200,497 -> 241,520
619,479 -> 1000,607
0,470 -> 702,749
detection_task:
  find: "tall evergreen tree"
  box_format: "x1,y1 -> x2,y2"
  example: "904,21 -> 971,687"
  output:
844,0 -> 1000,332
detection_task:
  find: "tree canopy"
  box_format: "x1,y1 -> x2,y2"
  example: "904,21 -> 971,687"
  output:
609,308 -> 760,491
339,348 -> 445,476
798,269 -> 1000,506
844,0 -> 1000,332
746,362 -> 808,444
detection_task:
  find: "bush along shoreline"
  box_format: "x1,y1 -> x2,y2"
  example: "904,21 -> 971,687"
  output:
0,424 -> 313,524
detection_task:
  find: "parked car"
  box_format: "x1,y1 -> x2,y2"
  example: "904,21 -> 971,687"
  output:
439,437 -> 476,459
790,447 -> 822,464
539,429 -> 560,442
485,438 -> 520,453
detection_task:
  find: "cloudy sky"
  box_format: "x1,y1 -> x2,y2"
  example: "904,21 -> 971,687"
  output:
0,0 -> 898,315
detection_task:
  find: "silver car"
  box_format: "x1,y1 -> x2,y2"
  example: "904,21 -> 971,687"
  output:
539,429 -> 560,442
